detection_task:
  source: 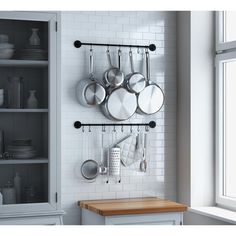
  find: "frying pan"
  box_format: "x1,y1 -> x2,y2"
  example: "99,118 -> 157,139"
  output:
137,50 -> 164,115
101,86 -> 137,121
125,50 -> 146,94
76,48 -> 106,107
103,49 -> 124,88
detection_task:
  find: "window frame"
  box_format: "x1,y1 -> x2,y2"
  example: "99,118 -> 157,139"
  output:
216,11 -> 236,210
216,11 -> 236,52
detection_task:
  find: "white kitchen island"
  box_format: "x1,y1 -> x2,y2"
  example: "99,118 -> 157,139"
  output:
79,197 -> 187,225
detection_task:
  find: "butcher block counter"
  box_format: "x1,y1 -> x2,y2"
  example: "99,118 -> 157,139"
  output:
79,198 -> 188,225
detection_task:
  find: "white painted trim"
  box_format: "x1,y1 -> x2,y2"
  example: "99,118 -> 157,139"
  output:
189,207 -> 236,224
215,51 -> 236,209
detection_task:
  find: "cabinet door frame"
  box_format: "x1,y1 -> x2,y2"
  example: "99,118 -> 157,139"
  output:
0,11 -> 60,215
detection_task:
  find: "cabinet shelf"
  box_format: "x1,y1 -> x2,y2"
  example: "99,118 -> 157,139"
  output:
0,59 -> 48,68
0,109 -> 48,113
0,158 -> 48,165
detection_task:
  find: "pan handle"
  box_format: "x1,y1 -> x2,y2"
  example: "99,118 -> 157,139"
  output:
118,49 -> 122,70
129,50 -> 135,73
106,49 -> 113,68
145,50 -> 150,83
89,48 -> 95,81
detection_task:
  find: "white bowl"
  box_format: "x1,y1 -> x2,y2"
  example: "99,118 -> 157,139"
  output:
0,49 -> 14,59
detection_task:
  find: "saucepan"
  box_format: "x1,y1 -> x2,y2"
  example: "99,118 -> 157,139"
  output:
76,48 -> 106,107
137,50 -> 164,115
103,49 -> 124,88
125,50 -> 146,94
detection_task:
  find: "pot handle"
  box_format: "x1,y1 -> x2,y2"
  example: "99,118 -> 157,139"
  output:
129,50 -> 135,73
89,48 -> 95,81
145,49 -> 150,83
106,49 -> 113,68
118,49 -> 122,70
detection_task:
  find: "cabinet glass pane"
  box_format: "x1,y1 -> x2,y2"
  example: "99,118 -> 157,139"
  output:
224,60 -> 236,198
224,11 -> 236,42
0,18 -> 49,207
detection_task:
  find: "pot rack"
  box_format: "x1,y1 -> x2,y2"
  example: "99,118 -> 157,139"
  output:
74,40 -> 156,51
74,120 -> 156,132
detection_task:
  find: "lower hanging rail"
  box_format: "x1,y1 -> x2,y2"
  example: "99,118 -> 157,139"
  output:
74,121 -> 156,129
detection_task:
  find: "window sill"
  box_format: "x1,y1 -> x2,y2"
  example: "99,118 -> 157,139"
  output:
189,207 -> 236,224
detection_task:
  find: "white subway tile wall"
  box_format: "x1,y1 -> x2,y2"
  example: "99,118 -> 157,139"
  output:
61,11 -> 177,225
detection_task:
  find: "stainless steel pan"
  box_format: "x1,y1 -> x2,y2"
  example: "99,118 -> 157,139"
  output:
137,50 -> 164,115
76,49 -> 106,107
103,49 -> 124,88
125,50 -> 146,94
101,87 -> 137,121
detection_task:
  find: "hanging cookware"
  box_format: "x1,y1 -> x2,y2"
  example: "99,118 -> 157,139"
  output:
103,49 -> 124,88
101,87 -> 137,121
125,50 -> 146,94
81,159 -> 99,180
137,50 -> 164,115
76,48 -> 106,107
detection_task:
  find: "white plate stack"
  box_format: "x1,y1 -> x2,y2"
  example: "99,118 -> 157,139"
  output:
0,34 -> 14,59
7,139 -> 37,159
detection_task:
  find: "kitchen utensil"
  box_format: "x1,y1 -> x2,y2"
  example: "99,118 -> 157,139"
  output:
76,48 -> 106,107
81,159 -> 99,180
137,50 -> 164,115
99,132 -> 108,175
108,146 -> 121,176
101,87 -> 137,121
140,133 -> 147,172
125,50 -> 146,94
0,190 -> 2,205
7,77 -> 24,108
2,181 -> 16,204
103,49 -> 124,88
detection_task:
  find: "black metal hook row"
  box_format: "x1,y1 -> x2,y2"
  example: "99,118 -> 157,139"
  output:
74,121 -> 156,130
74,40 -> 156,52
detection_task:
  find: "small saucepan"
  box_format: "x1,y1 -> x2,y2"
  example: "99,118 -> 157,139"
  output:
103,49 -> 124,88
125,50 -> 146,94
76,48 -> 106,107
137,50 -> 164,115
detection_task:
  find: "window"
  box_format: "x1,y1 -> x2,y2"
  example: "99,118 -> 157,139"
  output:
216,11 -> 236,210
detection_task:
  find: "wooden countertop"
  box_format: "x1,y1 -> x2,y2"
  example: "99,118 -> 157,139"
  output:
79,198 -> 188,216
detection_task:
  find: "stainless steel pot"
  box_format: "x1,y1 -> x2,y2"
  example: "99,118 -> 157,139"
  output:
125,50 -> 146,94
103,49 -> 124,88
76,49 -> 106,107
101,87 -> 137,121
137,50 -> 164,115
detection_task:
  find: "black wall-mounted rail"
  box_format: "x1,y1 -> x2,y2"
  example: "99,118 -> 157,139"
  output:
74,40 -> 156,51
74,121 -> 156,129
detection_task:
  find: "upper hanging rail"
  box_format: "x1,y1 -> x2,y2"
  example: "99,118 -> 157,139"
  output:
74,40 -> 156,51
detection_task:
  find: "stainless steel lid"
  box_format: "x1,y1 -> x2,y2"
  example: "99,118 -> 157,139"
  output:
84,82 -> 106,105
107,87 -> 137,120
127,73 -> 146,93
138,84 -> 164,114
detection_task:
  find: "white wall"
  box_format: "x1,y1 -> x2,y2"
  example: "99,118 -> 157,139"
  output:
60,11 -> 177,225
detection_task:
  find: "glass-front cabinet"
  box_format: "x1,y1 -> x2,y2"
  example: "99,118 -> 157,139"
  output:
0,12 -> 62,224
